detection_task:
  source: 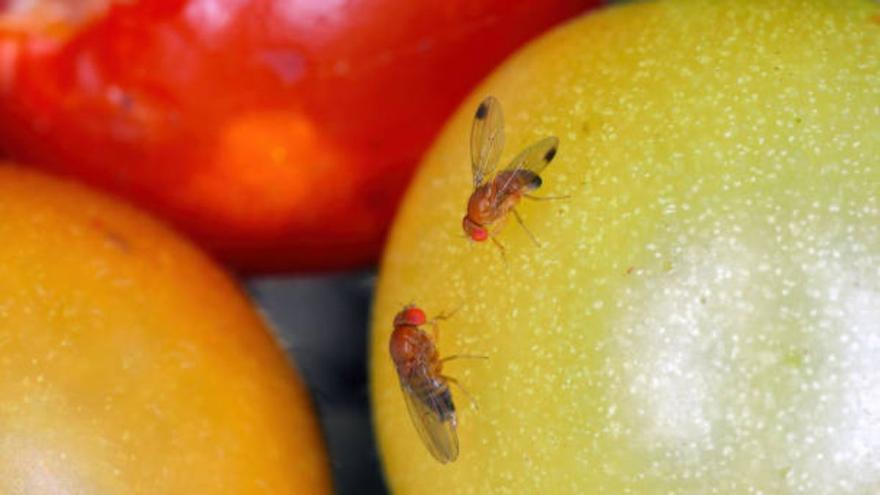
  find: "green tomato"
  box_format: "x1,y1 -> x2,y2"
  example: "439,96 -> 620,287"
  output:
371,0 -> 880,493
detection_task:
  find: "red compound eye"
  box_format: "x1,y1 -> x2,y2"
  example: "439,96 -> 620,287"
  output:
403,307 -> 427,326
394,306 -> 427,327
462,216 -> 488,242
470,227 -> 489,242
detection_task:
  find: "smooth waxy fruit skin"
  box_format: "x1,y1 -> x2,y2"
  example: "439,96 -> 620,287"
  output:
371,1 -> 880,493
0,166 -> 331,493
0,0 -> 597,272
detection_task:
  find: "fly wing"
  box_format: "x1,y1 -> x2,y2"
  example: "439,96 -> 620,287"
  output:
470,96 -> 505,187
503,135 -> 559,180
399,379 -> 460,464
494,136 -> 559,204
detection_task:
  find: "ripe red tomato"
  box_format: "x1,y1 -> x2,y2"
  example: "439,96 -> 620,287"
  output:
0,0 -> 598,272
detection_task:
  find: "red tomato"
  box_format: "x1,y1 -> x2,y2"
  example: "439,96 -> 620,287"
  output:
0,0 -> 598,272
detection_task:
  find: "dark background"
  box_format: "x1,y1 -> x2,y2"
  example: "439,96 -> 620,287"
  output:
247,272 -> 386,495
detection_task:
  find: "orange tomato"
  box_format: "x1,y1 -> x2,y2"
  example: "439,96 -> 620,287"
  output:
0,165 -> 331,493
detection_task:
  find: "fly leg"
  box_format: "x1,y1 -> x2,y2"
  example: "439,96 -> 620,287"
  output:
489,235 -> 508,265
441,354 -> 488,363
428,306 -> 462,341
511,208 -> 541,247
524,193 -> 569,201
442,375 -> 480,411
432,306 -> 461,322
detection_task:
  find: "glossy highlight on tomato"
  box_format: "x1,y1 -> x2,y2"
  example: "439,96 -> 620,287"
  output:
0,0 -> 599,272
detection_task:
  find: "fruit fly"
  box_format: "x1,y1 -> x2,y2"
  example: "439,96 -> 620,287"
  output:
389,305 -> 472,464
462,96 -> 561,250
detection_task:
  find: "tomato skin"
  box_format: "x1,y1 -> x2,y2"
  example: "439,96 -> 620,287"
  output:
0,0 -> 599,272
371,0 -> 880,492
0,164 -> 332,493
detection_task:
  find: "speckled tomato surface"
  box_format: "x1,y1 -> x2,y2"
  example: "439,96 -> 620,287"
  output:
371,1 -> 880,493
0,164 -> 331,493
0,0 -> 598,272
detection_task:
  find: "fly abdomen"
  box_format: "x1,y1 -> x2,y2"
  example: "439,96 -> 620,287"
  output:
495,169 -> 542,196
526,173 -> 542,190
410,377 -> 456,422
428,384 -> 456,422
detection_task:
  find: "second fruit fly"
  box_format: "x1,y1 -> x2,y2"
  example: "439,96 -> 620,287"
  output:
462,96 -> 562,251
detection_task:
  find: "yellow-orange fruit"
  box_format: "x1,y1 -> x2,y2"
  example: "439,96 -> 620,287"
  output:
0,165 -> 331,494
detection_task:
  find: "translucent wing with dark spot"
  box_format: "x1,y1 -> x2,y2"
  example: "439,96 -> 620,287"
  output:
494,136 -> 559,200
470,96 -> 505,187
503,135 -> 559,178
399,377 -> 459,464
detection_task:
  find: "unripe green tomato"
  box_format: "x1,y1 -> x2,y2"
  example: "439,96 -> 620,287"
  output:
371,1 -> 880,493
